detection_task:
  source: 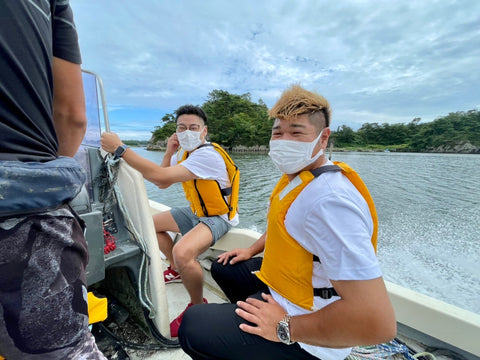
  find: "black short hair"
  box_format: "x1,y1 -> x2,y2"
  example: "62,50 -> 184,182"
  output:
175,105 -> 207,124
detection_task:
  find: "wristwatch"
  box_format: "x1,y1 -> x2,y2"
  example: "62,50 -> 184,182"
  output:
277,314 -> 294,345
114,144 -> 128,159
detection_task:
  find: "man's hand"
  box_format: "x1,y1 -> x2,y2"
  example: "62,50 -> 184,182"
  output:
101,132 -> 123,153
166,133 -> 180,155
217,233 -> 266,265
216,248 -> 252,265
235,293 -> 286,342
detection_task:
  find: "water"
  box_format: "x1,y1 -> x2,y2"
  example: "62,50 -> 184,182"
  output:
134,148 -> 480,315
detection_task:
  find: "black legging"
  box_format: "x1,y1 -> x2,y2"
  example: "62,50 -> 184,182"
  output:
178,258 -> 321,360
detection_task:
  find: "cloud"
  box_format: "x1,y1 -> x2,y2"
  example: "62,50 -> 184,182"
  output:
71,0 -> 480,138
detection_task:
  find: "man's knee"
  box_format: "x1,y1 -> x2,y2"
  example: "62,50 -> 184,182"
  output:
211,260 -> 227,281
211,258 -> 261,282
172,247 -> 196,270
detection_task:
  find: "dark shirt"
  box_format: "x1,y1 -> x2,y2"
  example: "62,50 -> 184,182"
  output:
0,0 -> 82,162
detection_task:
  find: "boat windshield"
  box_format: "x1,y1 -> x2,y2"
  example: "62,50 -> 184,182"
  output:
73,70 -> 106,205
81,70 -> 102,148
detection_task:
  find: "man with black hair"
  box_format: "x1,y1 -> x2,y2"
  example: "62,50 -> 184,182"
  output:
101,104 -> 239,337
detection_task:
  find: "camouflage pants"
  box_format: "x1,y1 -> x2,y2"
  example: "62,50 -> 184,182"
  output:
0,206 -> 106,359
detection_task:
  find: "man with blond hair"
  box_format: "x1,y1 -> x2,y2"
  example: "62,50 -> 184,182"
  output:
178,85 -> 396,360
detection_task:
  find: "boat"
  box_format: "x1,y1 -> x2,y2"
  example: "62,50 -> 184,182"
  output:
76,70 -> 480,360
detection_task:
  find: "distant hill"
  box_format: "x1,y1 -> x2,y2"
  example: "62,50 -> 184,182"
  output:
141,87 -> 480,154
329,110 -> 480,153
123,140 -> 149,147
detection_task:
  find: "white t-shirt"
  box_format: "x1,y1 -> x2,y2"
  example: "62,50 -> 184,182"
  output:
270,161 -> 381,360
171,143 -> 239,226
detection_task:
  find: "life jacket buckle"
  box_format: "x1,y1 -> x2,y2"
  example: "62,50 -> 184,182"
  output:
314,287 -> 338,299
321,289 -> 332,299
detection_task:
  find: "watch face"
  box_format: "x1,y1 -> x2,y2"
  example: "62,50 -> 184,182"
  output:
115,145 -> 127,158
277,322 -> 290,343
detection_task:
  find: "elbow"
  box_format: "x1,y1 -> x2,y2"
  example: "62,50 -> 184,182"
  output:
373,320 -> 397,344
154,180 -> 171,189
71,114 -> 87,135
54,107 -> 87,133
72,109 -> 87,132
366,311 -> 397,345
384,313 -> 398,342
53,108 -> 87,156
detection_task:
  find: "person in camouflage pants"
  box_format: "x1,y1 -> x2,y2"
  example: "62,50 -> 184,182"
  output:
0,206 -> 104,359
0,0 -> 105,358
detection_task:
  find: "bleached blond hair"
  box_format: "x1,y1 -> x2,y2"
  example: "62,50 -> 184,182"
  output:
269,85 -> 331,128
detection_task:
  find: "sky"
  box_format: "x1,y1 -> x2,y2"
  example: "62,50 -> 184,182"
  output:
70,0 -> 480,140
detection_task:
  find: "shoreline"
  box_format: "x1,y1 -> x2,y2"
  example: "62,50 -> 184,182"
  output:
141,138 -> 480,154
142,145 -> 480,154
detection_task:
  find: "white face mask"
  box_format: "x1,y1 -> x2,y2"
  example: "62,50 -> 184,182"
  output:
268,131 -> 324,174
177,129 -> 204,151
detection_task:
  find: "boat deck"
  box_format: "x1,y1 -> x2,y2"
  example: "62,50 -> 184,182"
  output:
126,261 -> 226,360
123,263 -> 460,360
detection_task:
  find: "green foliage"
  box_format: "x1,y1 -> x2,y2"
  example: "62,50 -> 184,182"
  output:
408,110 -> 480,151
331,110 -> 480,152
150,91 -> 478,153
150,89 -> 271,148
151,113 -> 176,142
123,140 -> 149,146
330,125 -> 359,147
202,90 -> 272,148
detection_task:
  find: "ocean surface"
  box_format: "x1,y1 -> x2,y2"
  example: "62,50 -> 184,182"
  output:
134,148 -> 480,315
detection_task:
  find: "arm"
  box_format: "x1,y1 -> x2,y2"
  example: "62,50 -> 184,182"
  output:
289,277 -> 396,347
236,277 -> 396,348
52,57 -> 87,157
216,232 -> 266,265
101,132 -> 196,187
236,190 -> 396,347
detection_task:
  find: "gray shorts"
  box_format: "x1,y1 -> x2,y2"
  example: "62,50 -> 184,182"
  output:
170,207 -> 231,245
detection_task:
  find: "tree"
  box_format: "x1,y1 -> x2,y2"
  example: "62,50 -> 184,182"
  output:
201,89 -> 271,148
150,91 -> 479,152
151,113 -> 176,142
330,125 -> 358,147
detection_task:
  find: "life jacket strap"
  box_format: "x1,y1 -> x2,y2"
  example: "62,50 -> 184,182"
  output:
221,187 -> 232,196
314,287 -> 338,299
310,164 -> 342,177
196,143 -> 232,198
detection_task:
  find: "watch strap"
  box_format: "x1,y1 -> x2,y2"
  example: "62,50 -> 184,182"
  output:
277,314 -> 294,345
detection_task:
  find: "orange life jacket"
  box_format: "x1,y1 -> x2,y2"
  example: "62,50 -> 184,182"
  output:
178,143 -> 239,220
255,162 -> 377,310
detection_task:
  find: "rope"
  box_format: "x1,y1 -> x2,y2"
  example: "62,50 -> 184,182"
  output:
412,352 -> 437,360
97,323 -> 179,350
99,154 -> 156,317
347,339 -> 438,360
96,323 -> 180,350
348,339 -> 417,360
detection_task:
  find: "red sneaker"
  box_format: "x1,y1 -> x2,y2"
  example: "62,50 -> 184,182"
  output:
163,265 -> 181,284
170,298 -> 208,337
